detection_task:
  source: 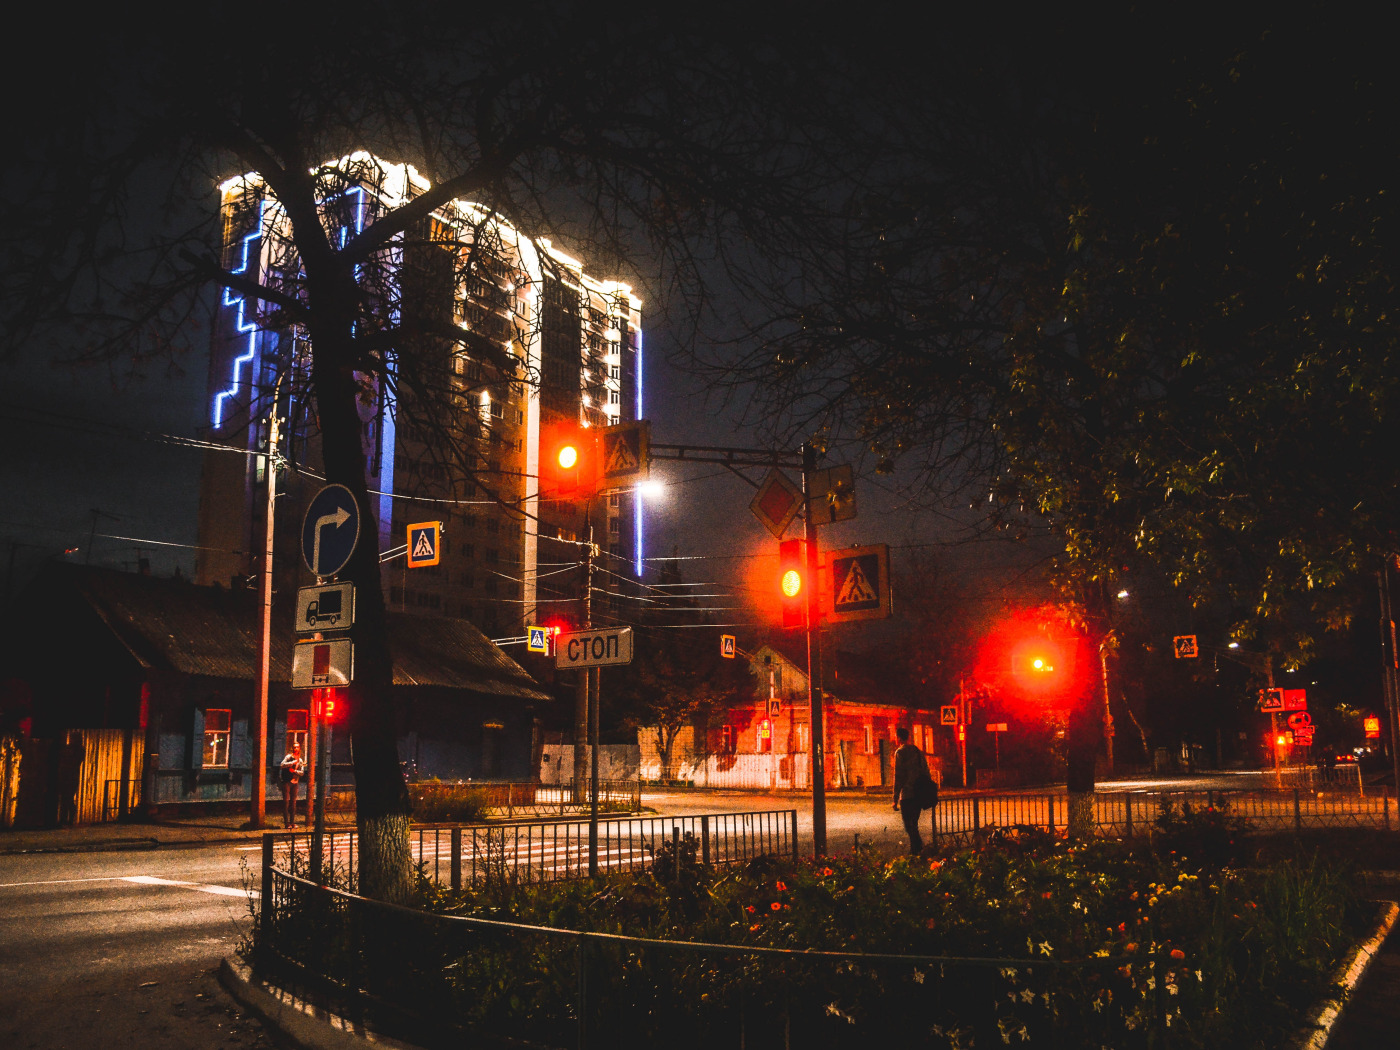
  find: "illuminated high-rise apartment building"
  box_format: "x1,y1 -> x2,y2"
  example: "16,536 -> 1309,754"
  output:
195,153 -> 643,636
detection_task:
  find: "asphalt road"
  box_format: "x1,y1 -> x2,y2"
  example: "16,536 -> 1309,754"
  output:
0,845 -> 273,1050
0,781 -> 1385,1048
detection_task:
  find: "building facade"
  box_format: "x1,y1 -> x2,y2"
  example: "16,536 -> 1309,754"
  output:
195,153 -> 643,638
637,643 -> 943,790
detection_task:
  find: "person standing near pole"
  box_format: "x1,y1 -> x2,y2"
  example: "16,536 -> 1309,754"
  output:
892,727 -> 936,856
278,742 -> 304,829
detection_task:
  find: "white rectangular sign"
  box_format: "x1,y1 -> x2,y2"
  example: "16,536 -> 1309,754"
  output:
555,627 -> 634,669
292,638 -> 354,689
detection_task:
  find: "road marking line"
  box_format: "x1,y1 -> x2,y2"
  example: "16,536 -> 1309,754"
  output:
0,876 -> 126,889
121,875 -> 256,898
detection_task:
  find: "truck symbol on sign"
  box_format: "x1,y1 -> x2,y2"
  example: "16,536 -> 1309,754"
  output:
304,588 -> 344,627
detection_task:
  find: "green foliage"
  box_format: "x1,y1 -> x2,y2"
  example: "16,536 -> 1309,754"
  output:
1153,797 -> 1253,869
409,780 -> 488,824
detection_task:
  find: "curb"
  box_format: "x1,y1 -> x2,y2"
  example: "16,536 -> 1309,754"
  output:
1291,899 -> 1400,1050
218,957 -> 419,1050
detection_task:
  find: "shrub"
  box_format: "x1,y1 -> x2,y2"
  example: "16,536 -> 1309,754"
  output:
409,779 -> 489,823
1153,797 -> 1251,868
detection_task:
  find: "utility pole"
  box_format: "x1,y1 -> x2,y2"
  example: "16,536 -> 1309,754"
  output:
249,404 -> 281,828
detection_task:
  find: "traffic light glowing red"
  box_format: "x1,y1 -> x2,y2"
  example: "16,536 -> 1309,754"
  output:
778,539 -> 806,629
543,422 -> 593,497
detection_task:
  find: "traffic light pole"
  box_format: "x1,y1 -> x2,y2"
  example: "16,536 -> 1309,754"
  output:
801,444 -> 828,857
586,515 -> 601,878
648,440 -> 827,858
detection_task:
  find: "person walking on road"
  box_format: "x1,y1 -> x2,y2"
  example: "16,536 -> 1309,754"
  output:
892,727 -> 937,856
278,743 -> 305,829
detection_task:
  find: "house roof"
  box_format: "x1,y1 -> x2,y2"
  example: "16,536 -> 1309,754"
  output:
24,564 -> 551,701
752,640 -> 933,710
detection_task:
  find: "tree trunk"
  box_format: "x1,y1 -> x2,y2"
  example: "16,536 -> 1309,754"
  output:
1065,619 -> 1107,841
657,726 -> 675,782
308,272 -> 412,903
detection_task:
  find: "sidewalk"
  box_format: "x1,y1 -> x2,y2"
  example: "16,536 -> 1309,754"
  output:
0,813 -> 348,854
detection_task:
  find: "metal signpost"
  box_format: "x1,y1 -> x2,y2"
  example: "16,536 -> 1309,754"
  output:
556,626 -> 634,875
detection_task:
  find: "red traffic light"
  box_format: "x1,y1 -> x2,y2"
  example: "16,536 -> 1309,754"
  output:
543,422 -> 596,498
779,539 -> 806,628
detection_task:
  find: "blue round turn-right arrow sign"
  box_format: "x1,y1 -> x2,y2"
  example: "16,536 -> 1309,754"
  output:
301,484 -> 361,578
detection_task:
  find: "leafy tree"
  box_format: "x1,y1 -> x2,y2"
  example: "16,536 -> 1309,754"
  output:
712,14 -> 1400,828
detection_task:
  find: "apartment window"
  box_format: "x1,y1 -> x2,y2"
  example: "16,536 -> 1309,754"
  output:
286,709 -> 308,755
609,390 -> 620,404
609,493 -> 621,508
202,709 -> 231,768
610,365 -> 620,379
609,517 -> 621,536
864,724 -> 874,755
721,725 -> 735,754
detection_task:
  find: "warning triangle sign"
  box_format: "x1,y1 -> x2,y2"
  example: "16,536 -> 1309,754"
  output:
836,561 -> 878,606
412,531 -> 435,558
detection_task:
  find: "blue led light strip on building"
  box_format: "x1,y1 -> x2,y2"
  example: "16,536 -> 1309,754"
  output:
634,327 -> 644,576
212,199 -> 268,429
213,186 -> 369,429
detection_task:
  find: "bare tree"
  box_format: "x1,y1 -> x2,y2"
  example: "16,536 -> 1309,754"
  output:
1,7 -> 857,895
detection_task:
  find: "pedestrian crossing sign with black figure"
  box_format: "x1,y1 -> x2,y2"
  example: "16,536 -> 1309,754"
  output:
601,420 -> 650,482
827,544 -> 891,622
407,521 -> 441,568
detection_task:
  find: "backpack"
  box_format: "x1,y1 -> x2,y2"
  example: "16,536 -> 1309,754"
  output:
914,775 -> 939,810
279,761 -> 295,785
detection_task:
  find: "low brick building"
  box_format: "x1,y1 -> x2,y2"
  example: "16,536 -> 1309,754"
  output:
638,641 -> 942,790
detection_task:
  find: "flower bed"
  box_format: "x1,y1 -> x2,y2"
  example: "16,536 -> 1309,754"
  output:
257,804 -> 1371,1048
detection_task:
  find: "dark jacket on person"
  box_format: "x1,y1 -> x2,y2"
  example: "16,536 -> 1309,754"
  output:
893,743 -> 934,807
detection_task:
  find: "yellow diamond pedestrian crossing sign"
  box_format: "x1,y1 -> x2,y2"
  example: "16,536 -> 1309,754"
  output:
827,544 -> 891,622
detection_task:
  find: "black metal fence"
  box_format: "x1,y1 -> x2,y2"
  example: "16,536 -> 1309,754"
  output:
410,779 -> 642,819
257,867 -> 1181,1049
935,787 -> 1392,844
268,809 -> 799,893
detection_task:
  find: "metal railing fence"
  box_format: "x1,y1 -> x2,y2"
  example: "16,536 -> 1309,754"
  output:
258,868 -> 1182,1049
269,809 -> 800,893
409,778 -> 642,819
934,787 -> 1393,843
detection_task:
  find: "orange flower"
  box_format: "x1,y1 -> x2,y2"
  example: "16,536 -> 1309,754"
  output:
1170,949 -> 1186,960
1125,943 -> 1138,953
771,902 -> 782,911
746,905 -> 755,913
821,867 -> 834,877
926,918 -> 936,929
776,881 -> 787,892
